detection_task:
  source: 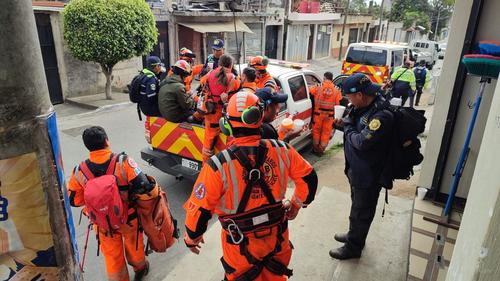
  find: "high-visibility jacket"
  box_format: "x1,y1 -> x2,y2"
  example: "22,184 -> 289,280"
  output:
309,80 -> 342,152
186,136 -> 316,219
68,148 -> 149,281
391,67 -> 416,91
239,81 -> 257,94
256,72 -> 278,92
200,68 -> 241,161
184,136 -> 317,280
309,80 -> 342,116
200,67 -> 240,103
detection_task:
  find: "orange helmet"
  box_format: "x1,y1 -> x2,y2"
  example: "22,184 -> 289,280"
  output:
249,56 -> 269,71
173,60 -> 192,75
220,92 -> 264,135
179,47 -> 196,63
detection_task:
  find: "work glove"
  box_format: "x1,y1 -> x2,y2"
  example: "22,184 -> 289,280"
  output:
283,200 -> 300,221
184,233 -> 204,255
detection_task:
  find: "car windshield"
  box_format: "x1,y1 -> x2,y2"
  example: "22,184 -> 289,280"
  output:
346,47 -> 387,66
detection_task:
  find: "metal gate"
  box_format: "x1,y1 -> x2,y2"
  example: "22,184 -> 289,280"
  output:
315,24 -> 331,59
265,25 -> 279,59
35,13 -> 63,105
144,21 -> 170,69
286,24 -> 310,62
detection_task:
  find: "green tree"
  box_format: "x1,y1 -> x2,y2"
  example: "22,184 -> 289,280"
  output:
429,0 -> 455,40
390,0 -> 431,22
349,0 -> 369,14
402,11 -> 430,32
63,0 -> 158,100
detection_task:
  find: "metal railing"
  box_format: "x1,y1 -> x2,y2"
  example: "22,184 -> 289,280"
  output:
165,0 -> 274,13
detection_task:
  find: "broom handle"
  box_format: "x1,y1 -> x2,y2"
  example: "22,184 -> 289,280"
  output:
444,78 -> 488,216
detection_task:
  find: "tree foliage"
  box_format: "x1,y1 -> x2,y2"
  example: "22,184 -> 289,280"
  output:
390,0 -> 455,38
429,0 -> 455,40
63,0 -> 158,98
402,11 -> 430,31
390,0 -> 431,22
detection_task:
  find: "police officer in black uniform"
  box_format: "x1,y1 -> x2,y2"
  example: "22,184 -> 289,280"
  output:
138,56 -> 164,117
330,73 -> 394,260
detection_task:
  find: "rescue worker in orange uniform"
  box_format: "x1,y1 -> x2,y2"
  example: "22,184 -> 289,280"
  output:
200,54 -> 241,161
239,66 -> 258,94
249,56 -> 278,93
309,71 -> 342,155
178,47 -> 203,94
183,92 -> 318,281
68,126 -> 154,281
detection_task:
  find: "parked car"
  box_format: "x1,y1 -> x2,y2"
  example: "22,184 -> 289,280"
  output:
413,49 -> 434,69
410,40 -> 440,68
141,60 -> 320,181
341,42 -> 415,85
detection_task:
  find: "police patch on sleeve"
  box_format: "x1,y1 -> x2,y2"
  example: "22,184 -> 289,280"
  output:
368,119 -> 381,131
194,183 -> 206,200
150,83 -> 156,91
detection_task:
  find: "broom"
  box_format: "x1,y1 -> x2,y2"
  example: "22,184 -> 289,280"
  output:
424,52 -> 500,229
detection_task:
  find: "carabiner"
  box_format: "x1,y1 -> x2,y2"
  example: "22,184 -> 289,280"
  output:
226,218 -> 244,245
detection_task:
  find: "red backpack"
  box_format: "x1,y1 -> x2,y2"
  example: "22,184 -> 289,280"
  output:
79,154 -> 127,234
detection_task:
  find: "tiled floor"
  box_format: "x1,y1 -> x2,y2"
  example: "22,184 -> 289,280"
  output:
407,199 -> 462,281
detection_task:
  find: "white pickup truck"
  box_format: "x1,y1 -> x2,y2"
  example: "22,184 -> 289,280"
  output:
141,60 -> 322,181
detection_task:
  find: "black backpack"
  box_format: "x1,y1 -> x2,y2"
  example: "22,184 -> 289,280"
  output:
414,67 -> 427,84
128,71 -> 145,103
385,105 -> 426,182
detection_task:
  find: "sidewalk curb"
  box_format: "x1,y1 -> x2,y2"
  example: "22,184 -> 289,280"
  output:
65,97 -> 99,110
59,101 -> 134,121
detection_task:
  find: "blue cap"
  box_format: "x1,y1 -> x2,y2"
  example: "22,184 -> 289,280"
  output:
342,73 -> 380,96
256,88 -> 288,105
212,39 -> 224,50
146,56 -> 162,68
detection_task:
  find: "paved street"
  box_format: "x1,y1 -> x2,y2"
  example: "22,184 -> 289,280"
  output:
54,59 -> 438,280
56,63 -> 343,280
57,104 -> 195,280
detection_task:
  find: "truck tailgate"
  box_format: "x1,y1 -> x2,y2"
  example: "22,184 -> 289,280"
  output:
148,117 -> 228,162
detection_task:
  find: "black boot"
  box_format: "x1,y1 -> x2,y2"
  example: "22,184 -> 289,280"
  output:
329,246 -> 361,260
134,261 -> 150,281
334,233 -> 348,243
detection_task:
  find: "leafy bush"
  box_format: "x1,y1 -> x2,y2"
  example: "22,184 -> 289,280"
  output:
63,0 -> 158,99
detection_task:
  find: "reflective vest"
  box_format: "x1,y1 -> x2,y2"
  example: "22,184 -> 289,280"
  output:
313,81 -> 341,116
208,139 -> 294,215
206,68 -> 236,103
256,72 -> 278,92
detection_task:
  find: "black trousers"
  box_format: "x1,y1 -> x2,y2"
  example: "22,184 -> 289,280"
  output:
346,185 -> 382,252
415,85 -> 424,106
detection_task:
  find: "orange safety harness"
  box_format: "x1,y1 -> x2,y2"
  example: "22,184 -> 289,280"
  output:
218,141 -> 293,280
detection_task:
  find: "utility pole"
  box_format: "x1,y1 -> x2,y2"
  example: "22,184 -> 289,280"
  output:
377,0 -> 385,40
434,7 -> 441,41
0,1 -> 82,280
338,0 -> 350,60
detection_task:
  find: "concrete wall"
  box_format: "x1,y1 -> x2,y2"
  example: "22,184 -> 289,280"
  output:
329,15 -> 374,59
446,77 -> 500,281
385,22 -> 404,42
418,0 -> 499,200
417,0 -> 474,191
49,12 -> 142,99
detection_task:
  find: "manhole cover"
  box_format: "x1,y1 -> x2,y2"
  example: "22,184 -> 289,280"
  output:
62,125 -> 92,137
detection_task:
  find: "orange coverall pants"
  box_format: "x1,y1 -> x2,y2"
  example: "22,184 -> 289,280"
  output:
312,112 -> 334,153
221,227 -> 292,281
98,219 -> 146,281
